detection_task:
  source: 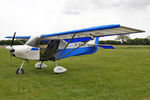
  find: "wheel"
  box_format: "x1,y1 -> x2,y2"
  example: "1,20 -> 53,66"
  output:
16,68 -> 24,74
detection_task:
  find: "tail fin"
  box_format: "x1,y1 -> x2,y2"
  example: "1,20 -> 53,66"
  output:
87,37 -> 99,46
95,37 -> 99,45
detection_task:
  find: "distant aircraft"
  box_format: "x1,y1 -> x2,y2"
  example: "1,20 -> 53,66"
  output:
5,24 -> 145,74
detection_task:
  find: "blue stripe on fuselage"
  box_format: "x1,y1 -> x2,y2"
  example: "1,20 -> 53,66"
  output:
31,48 -> 39,51
57,46 -> 98,59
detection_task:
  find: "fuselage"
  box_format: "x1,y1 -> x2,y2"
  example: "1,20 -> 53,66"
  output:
6,37 -> 99,61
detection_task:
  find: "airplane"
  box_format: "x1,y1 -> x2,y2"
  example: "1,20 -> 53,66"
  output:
5,24 -> 145,74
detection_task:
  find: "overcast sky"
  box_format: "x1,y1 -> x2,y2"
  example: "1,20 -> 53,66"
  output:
0,0 -> 150,40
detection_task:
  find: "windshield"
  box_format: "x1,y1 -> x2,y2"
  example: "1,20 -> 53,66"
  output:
25,36 -> 39,47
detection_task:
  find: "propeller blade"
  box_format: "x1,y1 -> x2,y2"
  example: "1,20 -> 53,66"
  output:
11,32 -> 16,47
10,32 -> 16,61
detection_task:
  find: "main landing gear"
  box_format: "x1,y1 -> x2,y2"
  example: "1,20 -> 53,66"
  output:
16,61 -> 24,74
35,61 -> 47,69
35,61 -> 67,74
53,61 -> 67,74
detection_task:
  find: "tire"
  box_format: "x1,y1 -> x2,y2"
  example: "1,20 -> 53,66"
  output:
16,68 -> 24,74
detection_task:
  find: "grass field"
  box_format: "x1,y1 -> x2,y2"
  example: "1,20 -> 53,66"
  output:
0,46 -> 150,100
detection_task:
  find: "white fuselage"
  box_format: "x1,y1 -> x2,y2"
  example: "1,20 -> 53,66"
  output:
9,45 -> 40,60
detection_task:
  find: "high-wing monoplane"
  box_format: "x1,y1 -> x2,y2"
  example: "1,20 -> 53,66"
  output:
5,24 -> 145,74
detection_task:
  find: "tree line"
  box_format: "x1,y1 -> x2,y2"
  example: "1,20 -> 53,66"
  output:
100,38 -> 150,45
0,40 -> 26,45
0,38 -> 150,45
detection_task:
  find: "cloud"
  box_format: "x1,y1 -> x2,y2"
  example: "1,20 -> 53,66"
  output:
0,0 -> 149,40
62,10 -> 81,15
62,0 -> 150,14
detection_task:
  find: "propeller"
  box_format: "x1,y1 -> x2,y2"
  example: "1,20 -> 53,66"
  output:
10,32 -> 16,60
11,32 -> 16,47
6,32 -> 16,60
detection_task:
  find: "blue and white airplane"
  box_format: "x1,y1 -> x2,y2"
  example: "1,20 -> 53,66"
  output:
5,24 -> 145,74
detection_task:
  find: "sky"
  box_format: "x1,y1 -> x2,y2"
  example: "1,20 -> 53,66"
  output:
0,0 -> 150,40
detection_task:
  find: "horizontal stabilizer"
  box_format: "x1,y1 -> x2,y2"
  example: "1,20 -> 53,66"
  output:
99,45 -> 115,49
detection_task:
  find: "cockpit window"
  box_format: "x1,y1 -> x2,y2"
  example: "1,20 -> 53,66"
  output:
25,36 -> 39,47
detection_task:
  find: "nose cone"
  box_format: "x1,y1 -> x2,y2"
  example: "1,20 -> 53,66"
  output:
5,46 -> 13,51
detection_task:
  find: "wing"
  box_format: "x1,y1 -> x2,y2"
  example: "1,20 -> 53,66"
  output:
5,36 -> 30,39
41,24 -> 145,39
5,24 -> 145,40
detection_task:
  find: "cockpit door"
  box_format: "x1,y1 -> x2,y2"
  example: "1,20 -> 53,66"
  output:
40,40 -> 60,61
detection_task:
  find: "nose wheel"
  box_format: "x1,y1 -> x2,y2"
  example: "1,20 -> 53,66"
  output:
16,68 -> 24,74
16,60 -> 24,74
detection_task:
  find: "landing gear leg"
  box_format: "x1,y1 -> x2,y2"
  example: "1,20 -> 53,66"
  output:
53,61 -> 67,74
54,61 -> 58,67
16,60 -> 24,74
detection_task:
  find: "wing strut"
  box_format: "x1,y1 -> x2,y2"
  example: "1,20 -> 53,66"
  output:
57,33 -> 76,59
57,40 -> 91,60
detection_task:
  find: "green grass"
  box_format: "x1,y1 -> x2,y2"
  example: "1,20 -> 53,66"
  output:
0,46 -> 150,100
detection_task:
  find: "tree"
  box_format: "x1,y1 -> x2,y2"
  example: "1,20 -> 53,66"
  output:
116,34 -> 130,43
